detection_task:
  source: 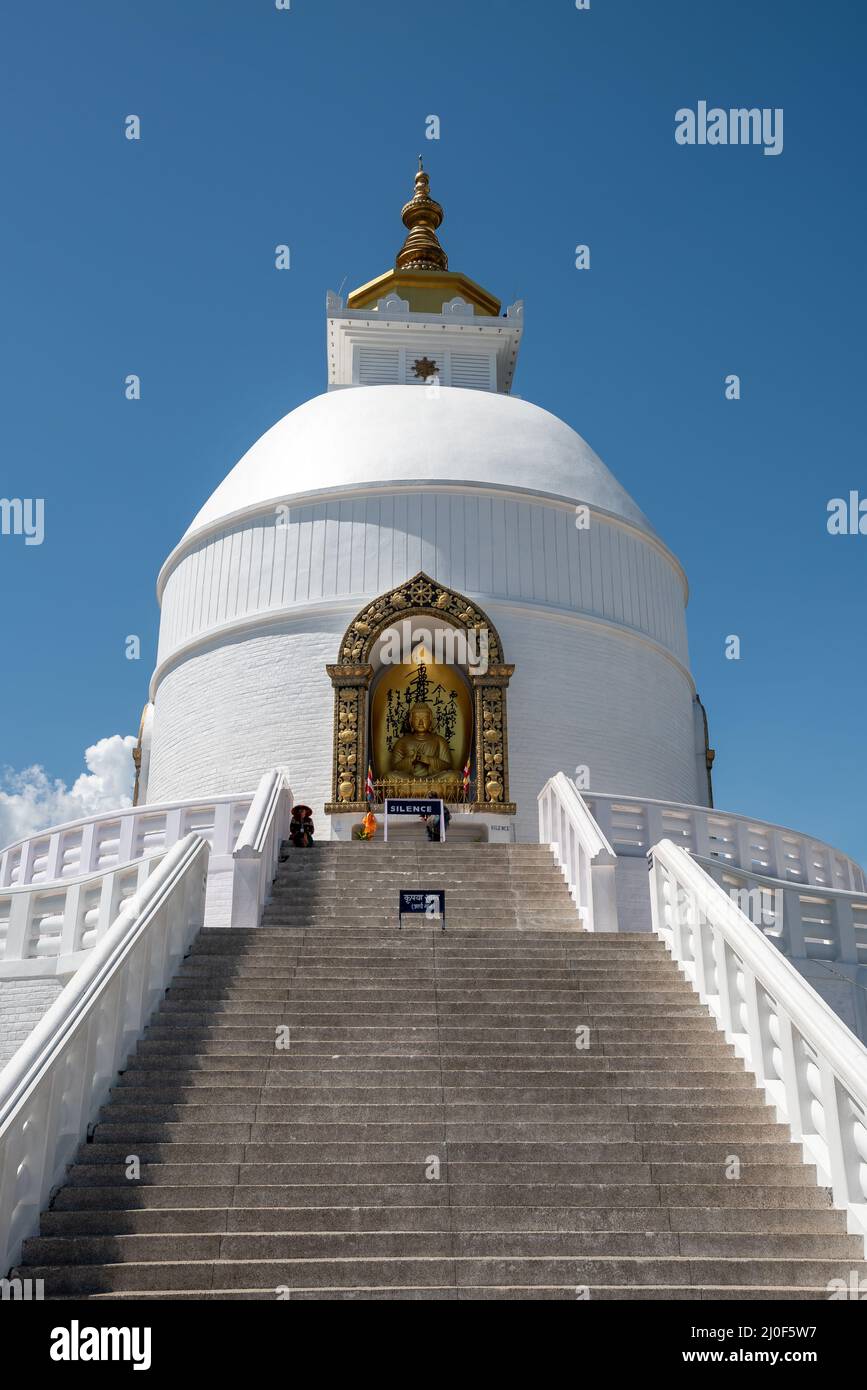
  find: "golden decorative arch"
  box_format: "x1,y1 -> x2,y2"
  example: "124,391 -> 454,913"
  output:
325,572 -> 515,815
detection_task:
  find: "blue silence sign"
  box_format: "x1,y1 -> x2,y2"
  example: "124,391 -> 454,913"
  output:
383,796 -> 446,842
398,890 -> 446,931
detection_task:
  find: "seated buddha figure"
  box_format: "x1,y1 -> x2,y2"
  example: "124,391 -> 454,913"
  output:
388,703 -> 453,779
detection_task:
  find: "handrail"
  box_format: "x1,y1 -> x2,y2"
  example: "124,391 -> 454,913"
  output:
0,770 -> 295,964
695,853 -> 867,965
230,770 -> 293,928
537,773 -> 617,932
649,838 -> 867,1246
584,788 -> 866,893
695,854 -> 867,902
0,852 -> 166,976
0,789 -> 256,889
0,833 -> 209,1274
234,769 -> 288,858
0,789 -> 255,861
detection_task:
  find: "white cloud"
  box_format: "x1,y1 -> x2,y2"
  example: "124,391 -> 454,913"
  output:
0,735 -> 137,848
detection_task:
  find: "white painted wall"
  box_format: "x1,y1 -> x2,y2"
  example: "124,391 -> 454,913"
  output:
494,604 -> 703,836
146,601 -> 703,840
147,619 -> 340,815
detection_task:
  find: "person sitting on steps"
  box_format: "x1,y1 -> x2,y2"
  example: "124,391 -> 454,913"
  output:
421,805 -> 451,842
288,804 -> 315,848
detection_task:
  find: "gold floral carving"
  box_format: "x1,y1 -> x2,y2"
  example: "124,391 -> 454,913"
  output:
338,573 -> 503,667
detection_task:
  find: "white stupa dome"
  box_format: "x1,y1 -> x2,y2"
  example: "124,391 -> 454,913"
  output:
184,385 -> 657,541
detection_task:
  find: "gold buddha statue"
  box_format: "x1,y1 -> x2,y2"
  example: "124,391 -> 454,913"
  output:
388,703 -> 454,779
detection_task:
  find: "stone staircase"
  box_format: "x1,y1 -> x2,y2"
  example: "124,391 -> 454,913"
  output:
14,843 -> 866,1299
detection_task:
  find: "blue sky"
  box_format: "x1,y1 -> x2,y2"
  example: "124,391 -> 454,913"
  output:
1,0 -> 865,861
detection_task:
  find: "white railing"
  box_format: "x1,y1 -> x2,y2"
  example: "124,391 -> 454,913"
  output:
0,771 -> 294,941
698,857 -> 867,968
0,855 -> 166,978
585,790 -> 866,893
0,833 -> 208,1275
0,792 -> 253,889
649,838 -> 867,1247
538,773 -> 618,932
229,769 -> 293,928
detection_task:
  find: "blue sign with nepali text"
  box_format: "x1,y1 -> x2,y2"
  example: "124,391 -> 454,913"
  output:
398,890 -> 446,930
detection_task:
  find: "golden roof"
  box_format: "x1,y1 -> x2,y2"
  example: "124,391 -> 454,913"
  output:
346,159 -> 501,318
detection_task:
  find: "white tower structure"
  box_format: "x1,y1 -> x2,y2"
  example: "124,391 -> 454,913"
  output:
144,162 -> 713,839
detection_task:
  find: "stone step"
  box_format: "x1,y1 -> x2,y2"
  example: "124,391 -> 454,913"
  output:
195,928 -> 655,939
124,1055 -> 748,1078
117,1065 -> 758,1088
187,945 -> 661,959
257,912 -> 580,920
133,1040 -> 735,1060
89,1120 -> 789,1145
259,922 -> 584,933
78,1140 -> 805,1167
172,971 -> 680,987
61,1160 -> 819,1188
144,1022 -> 716,1039
269,874 -> 571,885
42,1284 -> 847,1301
159,989 -> 706,1005
150,1012 -> 713,1027
155,994 -> 708,1011
99,1101 -> 779,1125
168,957 -> 677,974
48,1181 -> 837,1212
184,952 -> 665,967
267,897 -> 571,908
41,1202 -> 848,1238
167,972 -> 687,988
22,1228 -> 863,1268
263,889 -> 572,900
283,850 -> 552,856
206,939 -> 656,950
143,1024 -> 723,1042
108,1086 -> 770,1108
270,887 -> 570,895
184,953 -> 656,967
264,896 -> 573,909
195,929 -> 630,940
184,958 -> 660,971
16,1254 -> 867,1294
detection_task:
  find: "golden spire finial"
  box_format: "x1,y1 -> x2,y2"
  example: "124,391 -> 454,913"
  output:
396,158 -> 448,273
